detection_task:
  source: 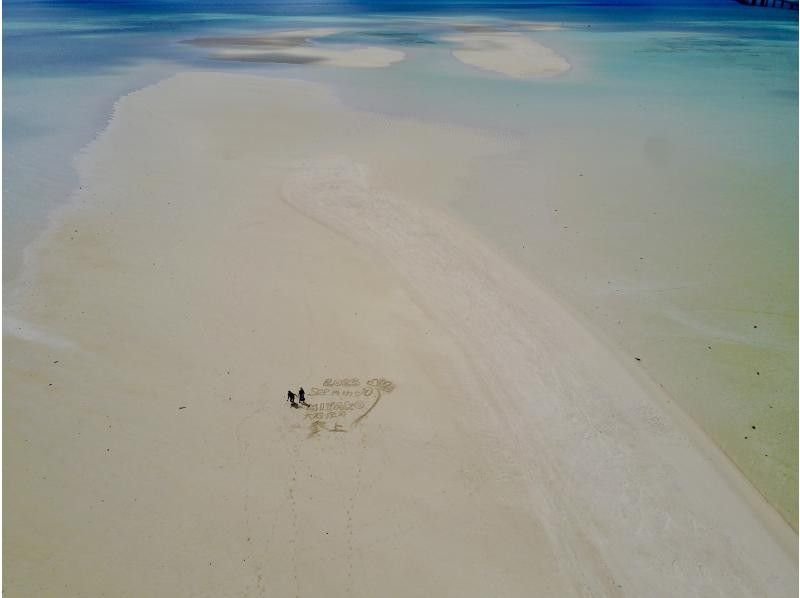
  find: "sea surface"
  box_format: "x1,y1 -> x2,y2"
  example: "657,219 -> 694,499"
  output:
4,0 -> 797,526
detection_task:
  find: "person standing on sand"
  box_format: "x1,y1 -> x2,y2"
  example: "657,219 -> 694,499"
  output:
298,387 -> 306,406
287,390 -> 297,408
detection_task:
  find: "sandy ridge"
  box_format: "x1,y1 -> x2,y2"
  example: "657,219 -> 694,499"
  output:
443,31 -> 570,78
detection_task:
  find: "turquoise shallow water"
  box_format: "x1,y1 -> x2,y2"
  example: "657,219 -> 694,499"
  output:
4,0 -> 797,525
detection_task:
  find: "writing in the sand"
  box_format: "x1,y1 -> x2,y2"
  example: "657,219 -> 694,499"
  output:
322,378 -> 360,387
303,400 -> 366,420
299,377 -> 395,437
308,387 -> 373,398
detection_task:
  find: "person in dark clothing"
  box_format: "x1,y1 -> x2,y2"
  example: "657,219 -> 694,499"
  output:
287,390 -> 297,407
298,387 -> 306,406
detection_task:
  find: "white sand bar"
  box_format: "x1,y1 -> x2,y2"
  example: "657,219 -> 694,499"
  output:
5,72 -> 796,596
185,28 -> 405,68
444,32 -> 570,78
